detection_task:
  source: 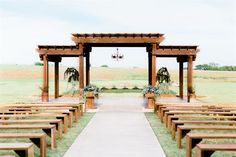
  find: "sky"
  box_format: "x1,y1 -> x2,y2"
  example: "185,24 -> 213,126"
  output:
0,0 -> 235,68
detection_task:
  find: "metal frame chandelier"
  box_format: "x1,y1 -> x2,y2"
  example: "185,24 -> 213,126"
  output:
111,48 -> 124,61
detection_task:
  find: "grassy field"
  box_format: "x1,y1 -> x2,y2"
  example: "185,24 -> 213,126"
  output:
0,64 -> 235,103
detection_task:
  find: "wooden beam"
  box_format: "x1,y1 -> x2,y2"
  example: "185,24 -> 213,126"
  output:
148,52 -> 152,85
37,49 -> 81,56
151,44 -> 157,86
54,62 -> 59,99
86,52 -> 90,86
179,61 -> 184,99
187,56 -> 193,102
72,36 -> 165,44
155,49 -> 197,56
42,55 -> 49,102
79,44 -> 84,90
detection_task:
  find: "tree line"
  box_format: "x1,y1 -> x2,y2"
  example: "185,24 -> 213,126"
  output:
195,63 -> 236,71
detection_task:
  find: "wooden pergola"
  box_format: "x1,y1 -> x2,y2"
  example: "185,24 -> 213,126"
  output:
37,33 -> 199,102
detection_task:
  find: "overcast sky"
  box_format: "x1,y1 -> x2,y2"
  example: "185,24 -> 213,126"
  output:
0,0 -> 235,68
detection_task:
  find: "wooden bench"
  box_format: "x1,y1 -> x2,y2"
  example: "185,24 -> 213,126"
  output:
0,103 -> 84,117
164,111 -> 236,128
0,124 -> 57,149
176,125 -> 236,148
0,133 -> 46,157
195,144 -> 236,157
167,115 -> 236,131
0,110 -> 74,126
156,103 -> 236,119
186,133 -> 236,157
171,120 -> 236,139
2,107 -> 79,122
0,113 -> 69,133
0,143 -> 34,157
0,119 -> 63,138
160,107 -> 236,120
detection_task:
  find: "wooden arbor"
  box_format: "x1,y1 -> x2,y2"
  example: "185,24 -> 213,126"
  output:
36,33 -> 199,102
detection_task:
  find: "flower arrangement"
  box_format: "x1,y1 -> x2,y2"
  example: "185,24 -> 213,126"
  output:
142,85 -> 160,96
83,85 -> 100,98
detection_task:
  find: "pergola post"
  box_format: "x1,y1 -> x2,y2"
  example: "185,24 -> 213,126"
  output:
42,55 -> 49,102
151,44 -> 157,86
79,44 -> 84,90
187,56 -> 193,102
148,52 -> 152,85
86,52 -> 90,86
179,61 -> 184,99
54,61 -> 59,98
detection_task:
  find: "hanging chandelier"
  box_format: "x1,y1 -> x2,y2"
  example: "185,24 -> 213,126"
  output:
111,48 -> 124,61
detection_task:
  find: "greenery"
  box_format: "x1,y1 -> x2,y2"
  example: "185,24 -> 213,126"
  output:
34,62 -> 43,66
83,85 -> 100,98
142,85 -> 160,96
156,67 -> 171,84
195,63 -> 236,71
157,83 -> 176,95
64,67 -> 79,95
101,65 -> 109,67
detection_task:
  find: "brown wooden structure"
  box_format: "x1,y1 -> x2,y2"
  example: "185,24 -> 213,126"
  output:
36,33 -> 199,102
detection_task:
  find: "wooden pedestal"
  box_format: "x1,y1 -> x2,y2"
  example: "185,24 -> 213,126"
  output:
145,93 -> 155,109
85,92 -> 95,109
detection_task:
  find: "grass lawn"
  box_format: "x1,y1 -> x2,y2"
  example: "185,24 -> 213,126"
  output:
0,113 -> 95,157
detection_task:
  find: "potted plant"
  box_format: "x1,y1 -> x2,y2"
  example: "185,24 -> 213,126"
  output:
142,85 -> 160,108
64,67 -> 79,96
83,85 -> 99,109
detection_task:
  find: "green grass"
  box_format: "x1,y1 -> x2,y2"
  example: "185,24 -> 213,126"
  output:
145,112 -> 236,157
0,113 -> 95,157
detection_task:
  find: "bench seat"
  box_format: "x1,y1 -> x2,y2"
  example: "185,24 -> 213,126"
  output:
186,133 -> 236,157
0,124 -> 57,149
195,144 -> 236,157
0,143 -> 34,157
176,125 -> 236,148
0,133 -> 46,157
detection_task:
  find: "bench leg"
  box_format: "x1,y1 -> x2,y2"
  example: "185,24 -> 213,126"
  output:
177,127 -> 182,148
186,136 -> 192,157
195,147 -> 214,157
43,128 -> 57,149
30,137 -> 46,157
57,117 -> 68,134
15,145 -> 34,157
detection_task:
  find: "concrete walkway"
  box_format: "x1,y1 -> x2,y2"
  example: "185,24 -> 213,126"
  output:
63,95 -> 166,157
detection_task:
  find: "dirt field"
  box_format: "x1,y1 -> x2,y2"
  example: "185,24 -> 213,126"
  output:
0,65 -> 235,103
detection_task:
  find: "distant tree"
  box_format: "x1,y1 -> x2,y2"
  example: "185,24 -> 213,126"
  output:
34,62 -> 43,66
195,63 -> 236,71
101,65 -> 109,67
